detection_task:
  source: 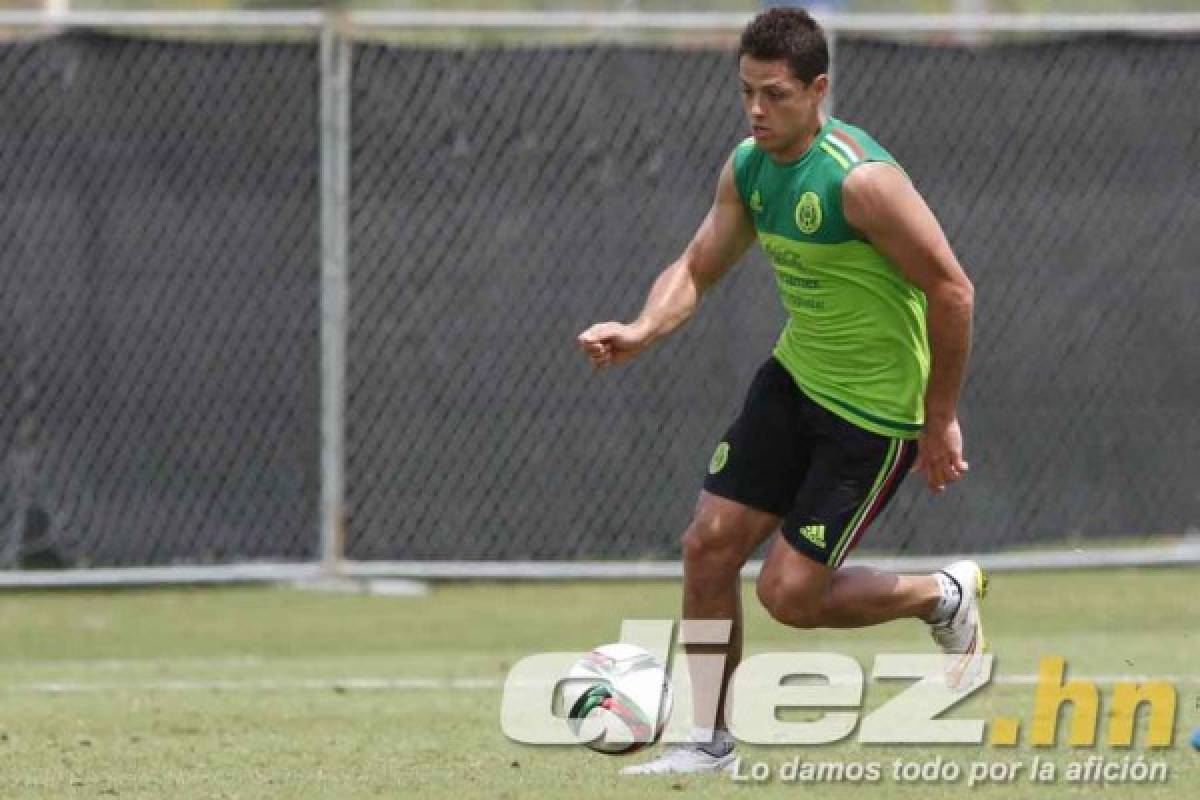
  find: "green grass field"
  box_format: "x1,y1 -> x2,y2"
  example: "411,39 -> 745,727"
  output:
1,567 -> 1197,798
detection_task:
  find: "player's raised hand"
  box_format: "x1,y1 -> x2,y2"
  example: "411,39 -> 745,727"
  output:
913,417 -> 968,493
577,321 -> 651,369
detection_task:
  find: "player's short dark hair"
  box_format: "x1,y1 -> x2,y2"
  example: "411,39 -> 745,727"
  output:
738,8 -> 829,85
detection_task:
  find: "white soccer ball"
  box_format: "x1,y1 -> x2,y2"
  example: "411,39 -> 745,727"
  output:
563,643 -> 674,754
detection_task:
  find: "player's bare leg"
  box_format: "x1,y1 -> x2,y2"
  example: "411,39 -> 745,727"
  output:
620,492 -> 777,776
681,494 -> 779,734
757,536 -> 988,688
757,536 -> 939,628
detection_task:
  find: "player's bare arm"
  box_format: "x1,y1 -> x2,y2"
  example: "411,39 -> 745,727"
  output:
577,155 -> 756,368
842,162 -> 975,494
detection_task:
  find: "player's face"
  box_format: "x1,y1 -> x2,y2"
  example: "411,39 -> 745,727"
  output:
739,56 -> 827,160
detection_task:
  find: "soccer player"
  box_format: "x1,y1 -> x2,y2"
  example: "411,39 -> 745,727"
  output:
578,8 -> 984,775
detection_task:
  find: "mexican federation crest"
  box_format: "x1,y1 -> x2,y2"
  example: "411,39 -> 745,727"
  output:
794,191 -> 822,235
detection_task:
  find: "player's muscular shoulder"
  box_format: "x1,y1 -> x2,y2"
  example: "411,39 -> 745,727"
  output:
841,160 -> 965,294
716,154 -> 744,208
841,161 -> 911,228
688,156 -> 755,281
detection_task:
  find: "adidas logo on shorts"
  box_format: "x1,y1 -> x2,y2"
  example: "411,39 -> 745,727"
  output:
798,524 -> 826,548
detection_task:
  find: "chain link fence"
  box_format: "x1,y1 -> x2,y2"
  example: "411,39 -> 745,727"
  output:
1,17 -> 1197,569
0,28 -> 322,567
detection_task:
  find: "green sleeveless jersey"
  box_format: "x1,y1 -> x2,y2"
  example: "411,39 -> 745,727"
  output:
732,117 -> 930,439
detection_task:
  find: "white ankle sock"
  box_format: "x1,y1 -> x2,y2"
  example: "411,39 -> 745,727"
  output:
929,571 -> 963,624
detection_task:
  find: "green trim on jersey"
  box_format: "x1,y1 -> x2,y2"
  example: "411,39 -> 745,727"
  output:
733,118 -> 930,439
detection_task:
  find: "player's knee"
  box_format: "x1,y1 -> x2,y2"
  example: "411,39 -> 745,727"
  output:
680,514 -> 744,579
756,571 -> 826,629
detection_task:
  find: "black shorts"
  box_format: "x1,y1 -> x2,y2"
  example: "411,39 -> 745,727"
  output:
703,357 -> 918,568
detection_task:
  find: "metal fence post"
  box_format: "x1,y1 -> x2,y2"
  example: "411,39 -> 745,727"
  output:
319,16 -> 350,577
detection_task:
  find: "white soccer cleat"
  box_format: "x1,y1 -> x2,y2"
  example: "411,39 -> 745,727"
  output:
929,559 -> 989,691
618,745 -> 737,776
